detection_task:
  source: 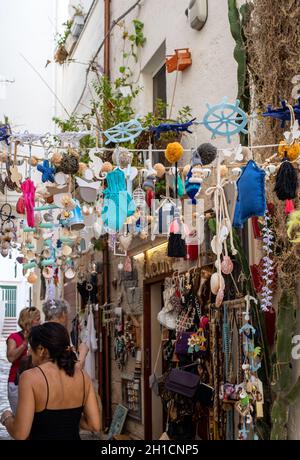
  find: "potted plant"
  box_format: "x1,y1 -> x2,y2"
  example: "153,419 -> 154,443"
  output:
70,5 -> 85,38
54,20 -> 73,64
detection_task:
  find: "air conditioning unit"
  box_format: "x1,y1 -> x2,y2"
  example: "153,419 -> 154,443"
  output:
186,0 -> 208,31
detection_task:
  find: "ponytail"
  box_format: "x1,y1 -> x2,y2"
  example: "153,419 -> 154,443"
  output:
56,347 -> 77,377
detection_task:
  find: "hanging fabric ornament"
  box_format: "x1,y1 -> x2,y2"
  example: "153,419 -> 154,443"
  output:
146,189 -> 154,208
133,187 -> 146,209
167,216 -> 187,258
274,157 -> 298,214
59,150 -> 79,175
169,168 -> 184,197
185,166 -> 201,204
233,160 -> 266,228
278,141 -> 300,161
153,163 -> 166,178
21,178 -> 36,228
143,174 -> 155,191
51,152 -> 62,167
192,143 -> 217,166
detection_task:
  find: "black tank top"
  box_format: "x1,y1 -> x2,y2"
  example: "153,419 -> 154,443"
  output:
29,366 -> 85,440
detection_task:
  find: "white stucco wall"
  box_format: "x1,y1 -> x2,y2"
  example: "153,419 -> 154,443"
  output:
0,248 -> 30,320
0,0 -> 61,133
109,0 -> 239,149
56,0 -> 104,117
0,0 -> 69,315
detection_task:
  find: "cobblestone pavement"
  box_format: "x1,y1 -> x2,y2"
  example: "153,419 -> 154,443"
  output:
0,339 -> 11,440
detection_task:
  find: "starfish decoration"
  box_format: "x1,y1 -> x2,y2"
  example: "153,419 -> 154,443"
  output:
263,98 -> 300,128
0,125 -> 10,145
150,119 -> 196,139
37,160 -> 56,183
10,164 -> 22,187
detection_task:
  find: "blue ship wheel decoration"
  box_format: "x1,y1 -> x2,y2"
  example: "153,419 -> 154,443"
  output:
263,98 -> 300,128
201,98 -> 248,143
104,118 -> 143,145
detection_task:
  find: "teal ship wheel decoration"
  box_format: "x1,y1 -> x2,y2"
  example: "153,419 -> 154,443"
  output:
104,118 -> 143,145
202,98 -> 248,143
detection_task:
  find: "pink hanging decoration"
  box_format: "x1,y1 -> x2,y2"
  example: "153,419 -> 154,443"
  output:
285,199 -> 294,215
215,288 -> 224,307
221,255 -> 234,275
21,178 -> 36,228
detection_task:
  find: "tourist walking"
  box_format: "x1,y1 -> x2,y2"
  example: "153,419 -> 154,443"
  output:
0,322 -> 101,440
6,307 -> 41,414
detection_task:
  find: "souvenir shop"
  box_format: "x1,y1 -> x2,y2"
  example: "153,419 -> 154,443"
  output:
1,93 -> 300,440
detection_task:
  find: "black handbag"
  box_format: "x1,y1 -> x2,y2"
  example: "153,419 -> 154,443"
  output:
165,368 -> 200,399
165,367 -> 214,405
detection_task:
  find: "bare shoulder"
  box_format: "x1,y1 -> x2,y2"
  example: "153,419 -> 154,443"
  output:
79,368 -> 92,383
18,367 -> 38,386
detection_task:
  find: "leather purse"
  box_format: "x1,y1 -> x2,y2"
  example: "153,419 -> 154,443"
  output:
175,332 -> 192,355
165,368 -> 200,399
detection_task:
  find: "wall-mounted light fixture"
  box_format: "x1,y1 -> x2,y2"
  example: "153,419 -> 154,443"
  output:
185,0 -> 208,31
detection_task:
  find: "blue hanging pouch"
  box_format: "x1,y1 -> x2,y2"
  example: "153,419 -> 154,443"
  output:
233,160 -> 266,228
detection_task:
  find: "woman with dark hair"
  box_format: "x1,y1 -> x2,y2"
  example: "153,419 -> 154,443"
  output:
0,322 -> 100,440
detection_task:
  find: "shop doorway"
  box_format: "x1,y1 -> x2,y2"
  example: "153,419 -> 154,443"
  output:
144,276 -> 167,440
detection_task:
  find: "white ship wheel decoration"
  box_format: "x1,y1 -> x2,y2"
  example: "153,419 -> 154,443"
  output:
103,118 -> 143,145
200,98 -> 248,143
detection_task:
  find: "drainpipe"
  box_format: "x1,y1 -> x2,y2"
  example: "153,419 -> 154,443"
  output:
104,0 -> 111,78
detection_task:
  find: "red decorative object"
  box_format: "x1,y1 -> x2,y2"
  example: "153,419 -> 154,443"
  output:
16,196 -> 25,215
250,258 -> 278,295
166,48 -> 192,73
146,189 -> 154,208
184,243 -> 199,261
264,309 -> 276,347
285,199 -> 294,214
251,217 -> 262,239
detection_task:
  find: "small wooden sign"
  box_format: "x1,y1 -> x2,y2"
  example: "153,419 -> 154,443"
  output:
107,404 -> 128,440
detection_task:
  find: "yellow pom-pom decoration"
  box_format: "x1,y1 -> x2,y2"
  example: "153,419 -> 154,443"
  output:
278,141 -> 300,161
101,161 -> 113,173
165,142 -> 184,164
153,163 -> 166,178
